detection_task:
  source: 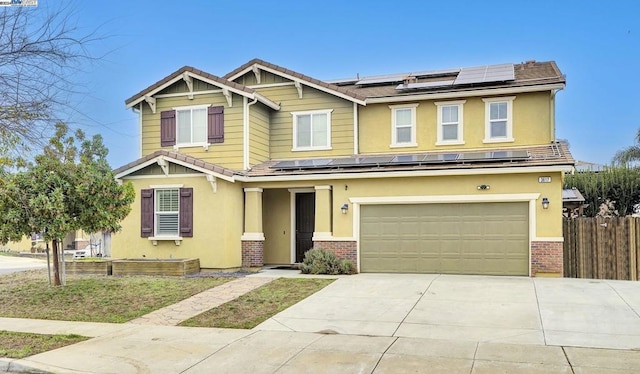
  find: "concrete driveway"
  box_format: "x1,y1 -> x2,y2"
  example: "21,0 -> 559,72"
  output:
256,274 -> 640,350
0,254 -> 47,275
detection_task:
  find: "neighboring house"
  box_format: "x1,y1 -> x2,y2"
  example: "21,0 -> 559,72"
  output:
562,187 -> 587,217
575,160 -> 607,173
113,58 -> 574,277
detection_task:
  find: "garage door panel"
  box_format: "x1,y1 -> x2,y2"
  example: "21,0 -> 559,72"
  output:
360,202 -> 529,275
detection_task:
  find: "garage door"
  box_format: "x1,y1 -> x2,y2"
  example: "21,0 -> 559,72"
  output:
360,202 -> 529,275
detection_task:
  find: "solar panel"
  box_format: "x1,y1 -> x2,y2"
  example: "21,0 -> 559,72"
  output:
391,155 -> 426,165
358,156 -> 394,165
329,157 -> 359,166
356,74 -> 407,86
271,159 -> 333,170
458,152 -> 492,161
395,80 -> 455,91
413,68 -> 461,77
454,64 -> 515,85
490,150 -> 529,160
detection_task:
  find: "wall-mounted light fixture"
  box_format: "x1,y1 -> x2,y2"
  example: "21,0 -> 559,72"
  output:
542,197 -> 550,209
477,184 -> 490,190
341,203 -> 349,214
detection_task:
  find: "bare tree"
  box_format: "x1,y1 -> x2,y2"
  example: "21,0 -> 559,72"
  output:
0,3 -> 97,164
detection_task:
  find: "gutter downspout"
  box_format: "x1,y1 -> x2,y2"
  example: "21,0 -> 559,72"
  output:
550,87 -> 563,142
243,97 -> 259,170
353,102 -> 359,155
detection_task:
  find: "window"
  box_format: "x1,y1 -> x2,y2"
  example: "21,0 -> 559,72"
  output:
390,104 -> 418,147
155,189 -> 179,236
160,105 -> 224,148
177,106 -> 207,145
483,97 -> 515,143
292,109 -> 332,151
141,187 -> 193,240
435,100 -> 465,145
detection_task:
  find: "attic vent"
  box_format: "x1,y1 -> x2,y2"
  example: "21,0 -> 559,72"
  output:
403,75 -> 418,85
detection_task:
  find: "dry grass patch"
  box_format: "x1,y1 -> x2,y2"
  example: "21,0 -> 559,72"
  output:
181,277 -> 334,329
0,331 -> 88,359
0,270 -> 233,323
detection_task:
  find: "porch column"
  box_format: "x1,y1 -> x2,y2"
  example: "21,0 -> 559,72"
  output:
313,185 -> 332,240
241,187 -> 264,268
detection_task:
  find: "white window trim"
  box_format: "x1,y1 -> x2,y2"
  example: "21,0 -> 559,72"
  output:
483,96 -> 515,143
435,100 -> 466,146
154,188 -> 180,238
173,104 -> 211,148
389,103 -> 418,148
291,109 -> 333,151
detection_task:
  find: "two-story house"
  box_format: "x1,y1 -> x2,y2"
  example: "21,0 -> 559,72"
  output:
114,58 -> 573,277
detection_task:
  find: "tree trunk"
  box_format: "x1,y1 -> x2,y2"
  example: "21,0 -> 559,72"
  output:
51,239 -> 61,286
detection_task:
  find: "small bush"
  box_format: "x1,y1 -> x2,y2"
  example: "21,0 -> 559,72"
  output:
300,249 -> 356,275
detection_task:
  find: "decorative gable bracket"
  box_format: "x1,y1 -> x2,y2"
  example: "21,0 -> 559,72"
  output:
294,81 -> 303,99
157,157 -> 169,176
144,95 -> 156,114
252,65 -> 261,84
206,174 -> 217,193
182,72 -> 194,99
222,88 -> 233,107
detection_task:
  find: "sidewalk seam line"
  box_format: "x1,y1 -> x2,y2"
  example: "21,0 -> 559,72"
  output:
532,278 -> 547,345
370,336 -> 398,373
178,330 -> 260,374
606,282 -> 640,319
391,274 -> 441,337
561,346 -> 576,374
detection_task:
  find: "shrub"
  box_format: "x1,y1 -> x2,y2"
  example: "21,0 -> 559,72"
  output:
300,249 -> 355,275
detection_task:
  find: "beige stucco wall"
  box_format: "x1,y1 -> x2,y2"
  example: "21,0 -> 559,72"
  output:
140,92 -> 245,170
250,171 -> 563,245
262,189 -> 291,264
359,91 -> 552,154
254,85 -> 355,159
112,176 -> 243,269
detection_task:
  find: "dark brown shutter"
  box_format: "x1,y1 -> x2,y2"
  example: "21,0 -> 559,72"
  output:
179,187 -> 193,237
141,189 -> 154,237
208,106 -> 224,144
160,110 -> 176,147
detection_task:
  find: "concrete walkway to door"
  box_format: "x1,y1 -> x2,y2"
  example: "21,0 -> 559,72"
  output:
255,273 -> 640,350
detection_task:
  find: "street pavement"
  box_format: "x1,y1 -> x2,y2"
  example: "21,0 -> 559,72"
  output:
2,272 -> 640,373
0,254 -> 47,275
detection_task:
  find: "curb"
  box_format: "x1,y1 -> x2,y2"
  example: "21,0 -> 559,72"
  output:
0,358 -> 53,374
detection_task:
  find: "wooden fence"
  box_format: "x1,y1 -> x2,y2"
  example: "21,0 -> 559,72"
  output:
563,216 -> 640,280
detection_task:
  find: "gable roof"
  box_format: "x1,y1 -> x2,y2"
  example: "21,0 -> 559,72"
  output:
335,60 -> 565,103
114,150 -> 238,182
223,58 -> 367,105
124,66 -> 279,110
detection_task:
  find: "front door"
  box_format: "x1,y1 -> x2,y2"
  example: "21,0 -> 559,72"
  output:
295,192 -> 315,262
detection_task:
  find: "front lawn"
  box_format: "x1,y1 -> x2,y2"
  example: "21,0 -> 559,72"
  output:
0,331 -> 88,359
180,278 -> 334,329
0,270 -> 233,323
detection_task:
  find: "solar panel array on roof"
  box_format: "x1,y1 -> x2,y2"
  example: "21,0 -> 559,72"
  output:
270,150 -> 530,171
354,68 -> 460,86
395,80 -> 455,90
454,64 -> 515,85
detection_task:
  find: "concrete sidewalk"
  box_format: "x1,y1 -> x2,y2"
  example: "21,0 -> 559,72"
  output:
2,322 -> 640,373
4,273 -> 640,373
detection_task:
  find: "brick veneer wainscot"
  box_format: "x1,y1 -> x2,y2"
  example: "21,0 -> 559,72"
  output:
313,241 -> 357,264
241,240 -> 264,268
531,241 -> 563,276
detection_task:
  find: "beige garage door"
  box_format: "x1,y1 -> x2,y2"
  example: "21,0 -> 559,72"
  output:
360,202 -> 529,275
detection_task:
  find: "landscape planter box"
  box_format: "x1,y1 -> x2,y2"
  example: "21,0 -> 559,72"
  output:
111,258 -> 200,277
65,260 -> 113,275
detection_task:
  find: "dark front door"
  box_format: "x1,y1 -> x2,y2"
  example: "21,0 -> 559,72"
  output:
295,192 -> 315,262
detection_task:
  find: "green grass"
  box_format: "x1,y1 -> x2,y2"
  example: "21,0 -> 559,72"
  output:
0,331 -> 88,359
0,270 -> 233,323
180,278 -> 334,329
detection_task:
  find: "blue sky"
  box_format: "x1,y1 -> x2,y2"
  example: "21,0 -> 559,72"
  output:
50,0 -> 640,167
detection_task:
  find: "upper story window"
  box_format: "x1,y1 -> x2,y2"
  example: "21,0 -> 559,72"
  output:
483,96 -> 515,143
435,100 -> 466,145
292,109 -> 333,151
177,106 -> 207,145
389,103 -> 418,148
160,105 -> 224,148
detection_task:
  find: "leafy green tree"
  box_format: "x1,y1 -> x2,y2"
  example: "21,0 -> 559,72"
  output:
564,166 -> 640,217
0,124 -> 134,285
613,128 -> 640,166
